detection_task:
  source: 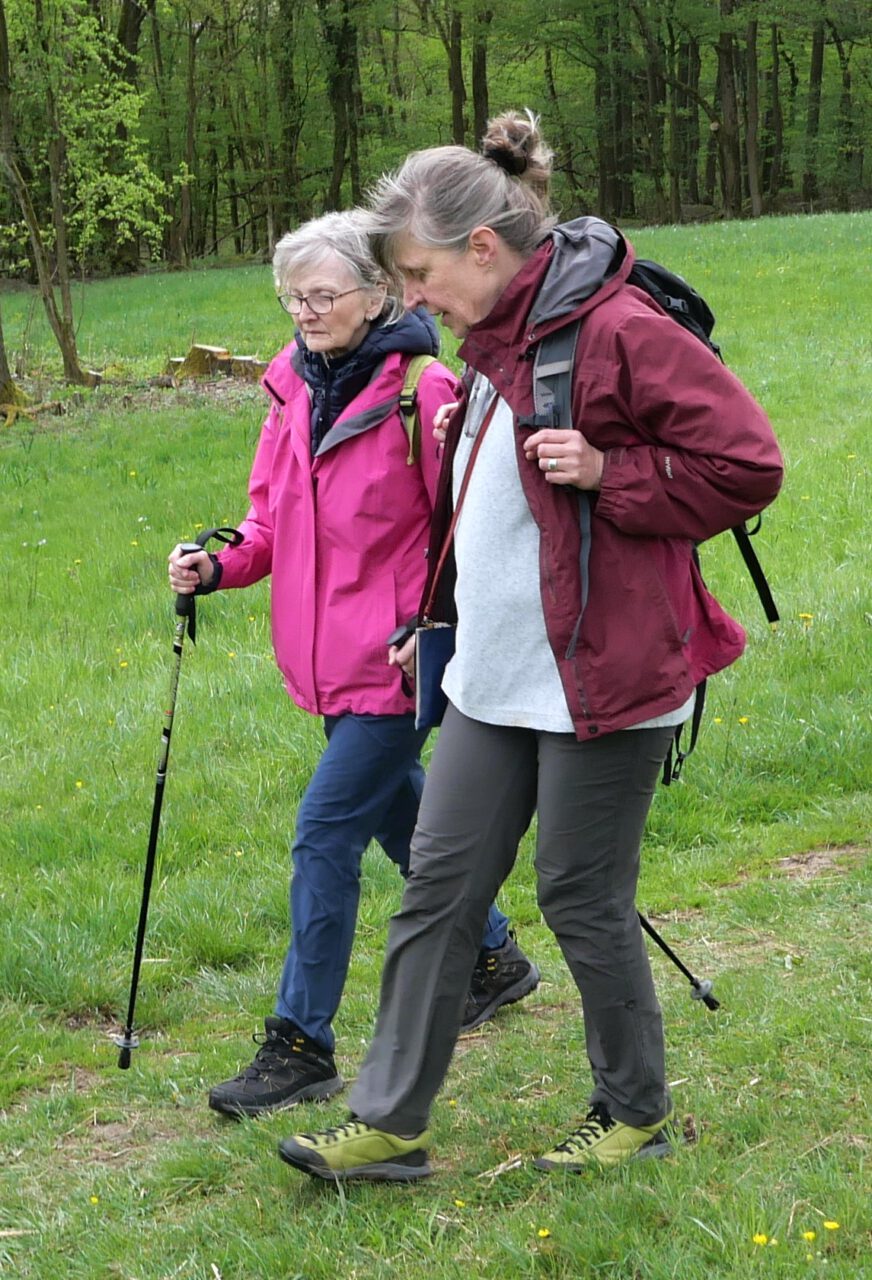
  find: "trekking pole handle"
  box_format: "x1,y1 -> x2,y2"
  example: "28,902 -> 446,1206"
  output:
174,543 -> 205,619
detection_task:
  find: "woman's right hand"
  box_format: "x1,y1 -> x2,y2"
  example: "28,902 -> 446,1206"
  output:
167,544 -> 214,595
388,633 -> 416,681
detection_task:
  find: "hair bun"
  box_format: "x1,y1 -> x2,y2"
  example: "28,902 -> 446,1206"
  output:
482,143 -> 527,177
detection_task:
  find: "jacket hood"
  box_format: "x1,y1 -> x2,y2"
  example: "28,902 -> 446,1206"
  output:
528,217 -> 625,328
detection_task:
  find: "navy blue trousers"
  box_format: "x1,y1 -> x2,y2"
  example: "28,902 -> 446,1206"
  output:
275,712 -> 509,1050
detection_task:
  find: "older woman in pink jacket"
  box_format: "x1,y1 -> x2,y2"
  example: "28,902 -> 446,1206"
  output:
168,211 -> 538,1119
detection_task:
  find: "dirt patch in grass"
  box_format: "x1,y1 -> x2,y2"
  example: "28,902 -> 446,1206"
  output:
775,844 -> 867,880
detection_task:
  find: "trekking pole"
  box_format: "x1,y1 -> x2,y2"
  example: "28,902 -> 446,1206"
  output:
115,526 -> 242,1069
638,912 -> 720,1010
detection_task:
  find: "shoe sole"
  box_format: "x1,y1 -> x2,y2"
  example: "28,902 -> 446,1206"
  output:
278,1141 -> 432,1183
461,964 -> 541,1032
533,1125 -> 682,1171
208,1074 -> 345,1119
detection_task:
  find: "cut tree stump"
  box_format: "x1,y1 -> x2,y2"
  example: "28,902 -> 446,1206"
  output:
164,344 -> 266,384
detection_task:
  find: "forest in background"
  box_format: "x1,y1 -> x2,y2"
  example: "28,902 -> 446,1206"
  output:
0,0 -> 870,384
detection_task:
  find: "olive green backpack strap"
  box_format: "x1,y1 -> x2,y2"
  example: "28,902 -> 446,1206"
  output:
399,354 -> 437,465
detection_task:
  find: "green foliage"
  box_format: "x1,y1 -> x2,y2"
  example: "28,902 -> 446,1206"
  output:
2,0 -> 169,265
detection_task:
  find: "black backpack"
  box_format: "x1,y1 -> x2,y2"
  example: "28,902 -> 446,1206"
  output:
527,258 -> 779,783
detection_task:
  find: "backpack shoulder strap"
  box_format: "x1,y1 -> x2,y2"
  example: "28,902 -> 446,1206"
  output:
399,354 -> 437,465
530,320 -> 581,429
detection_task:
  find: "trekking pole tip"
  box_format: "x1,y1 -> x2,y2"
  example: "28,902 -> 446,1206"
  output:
690,979 -> 720,1011
113,1031 -> 139,1070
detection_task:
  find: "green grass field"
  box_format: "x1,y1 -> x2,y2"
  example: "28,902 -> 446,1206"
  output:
0,213 -> 869,1279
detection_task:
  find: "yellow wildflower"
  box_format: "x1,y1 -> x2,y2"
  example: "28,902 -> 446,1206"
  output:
802,1231 -> 816,1242
538,1228 -> 551,1239
823,1221 -> 840,1231
738,715 -> 750,725
753,1233 -> 768,1245
454,1199 -> 465,1209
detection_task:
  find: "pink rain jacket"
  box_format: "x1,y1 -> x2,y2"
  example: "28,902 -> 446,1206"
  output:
217,341 -> 458,716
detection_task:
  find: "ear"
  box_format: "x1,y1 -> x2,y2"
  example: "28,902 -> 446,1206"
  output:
467,226 -> 500,267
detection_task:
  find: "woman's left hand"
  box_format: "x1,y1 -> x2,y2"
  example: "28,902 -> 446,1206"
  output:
388,633 -> 417,681
523,427 -> 604,491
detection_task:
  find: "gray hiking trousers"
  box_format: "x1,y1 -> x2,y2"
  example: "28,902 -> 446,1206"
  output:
349,704 -> 676,1135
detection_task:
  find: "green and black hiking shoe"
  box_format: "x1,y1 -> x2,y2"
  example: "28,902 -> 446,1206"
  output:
278,1117 -> 432,1182
534,1102 -> 678,1171
208,1017 -> 343,1118
461,933 -> 540,1032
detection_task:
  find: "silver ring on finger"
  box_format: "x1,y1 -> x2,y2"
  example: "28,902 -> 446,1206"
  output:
547,457 -> 559,473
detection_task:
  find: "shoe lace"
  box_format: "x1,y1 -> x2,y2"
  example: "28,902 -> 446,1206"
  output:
235,1029 -> 303,1082
299,1118 -> 369,1145
553,1103 -> 616,1153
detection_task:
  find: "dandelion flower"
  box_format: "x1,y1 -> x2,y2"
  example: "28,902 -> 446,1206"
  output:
538,1228 -> 551,1239
194,523 -> 204,530
448,1099 -> 457,1107
227,651 -> 237,659
713,716 -> 723,723
454,1199 -> 465,1209
798,613 -> 813,623
753,1233 -> 768,1246
802,1231 -> 817,1242
129,470 -> 137,477
89,1195 -> 99,1204
131,540 -> 139,547
75,780 -> 84,789
823,1221 -> 840,1231
738,716 -> 750,725
119,661 -> 128,668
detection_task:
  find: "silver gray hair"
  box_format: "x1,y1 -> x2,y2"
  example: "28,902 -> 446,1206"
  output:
272,209 -> 400,323
364,111 -> 555,271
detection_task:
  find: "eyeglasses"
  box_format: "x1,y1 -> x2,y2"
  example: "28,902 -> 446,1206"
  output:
277,287 -> 366,316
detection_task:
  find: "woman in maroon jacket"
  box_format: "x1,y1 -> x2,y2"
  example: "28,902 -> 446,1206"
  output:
278,112 -> 783,1182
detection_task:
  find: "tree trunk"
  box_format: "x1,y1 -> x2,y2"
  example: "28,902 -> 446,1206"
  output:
828,21 -> 858,209
0,0 -> 89,383
762,23 -> 784,198
544,44 -> 583,208
678,38 -> 701,204
0,298 -> 26,402
471,7 -> 492,146
447,8 -> 466,145
317,0 -> 359,209
744,20 -> 763,216
275,0 -> 304,229
631,1 -> 668,222
802,21 -> 824,204
716,1 -> 742,216
177,17 -> 208,267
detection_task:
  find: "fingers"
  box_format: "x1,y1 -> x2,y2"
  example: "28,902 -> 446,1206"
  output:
523,428 -> 604,490
433,401 -> 459,445
388,634 -> 417,679
167,545 -> 213,594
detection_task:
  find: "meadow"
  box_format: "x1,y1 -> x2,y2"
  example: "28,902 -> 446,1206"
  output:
0,212 -> 869,1279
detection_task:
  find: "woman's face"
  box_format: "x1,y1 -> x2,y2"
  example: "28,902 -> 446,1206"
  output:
285,254 -> 382,356
393,232 -> 511,339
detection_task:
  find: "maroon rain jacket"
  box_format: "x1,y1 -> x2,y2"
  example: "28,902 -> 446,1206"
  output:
423,217 -> 784,741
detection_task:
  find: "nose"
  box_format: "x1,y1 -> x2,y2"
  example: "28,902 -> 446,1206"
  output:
403,279 -> 422,310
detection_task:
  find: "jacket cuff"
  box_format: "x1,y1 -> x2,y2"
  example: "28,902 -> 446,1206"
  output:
193,555 -> 223,595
